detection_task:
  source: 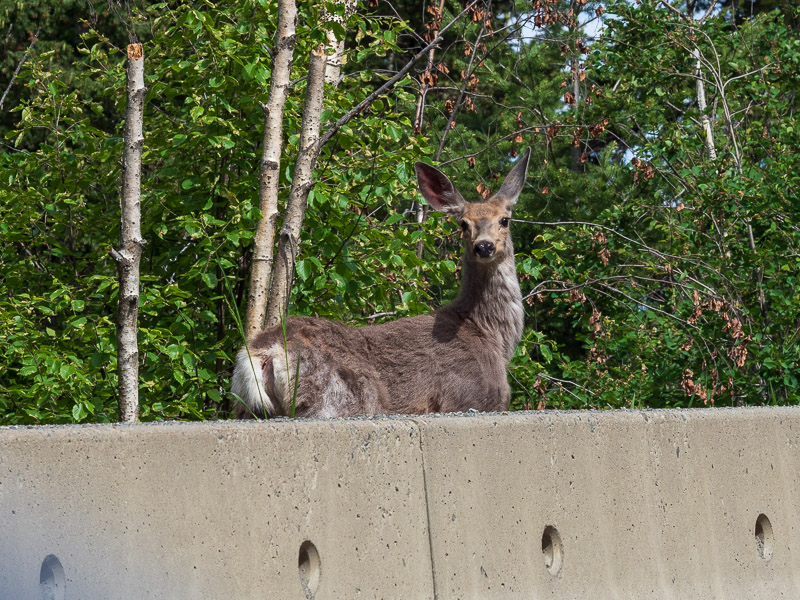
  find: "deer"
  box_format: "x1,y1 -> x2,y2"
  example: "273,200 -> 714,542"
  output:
231,148 -> 530,418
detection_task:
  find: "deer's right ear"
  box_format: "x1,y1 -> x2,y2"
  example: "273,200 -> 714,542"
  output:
414,162 -> 466,217
495,146 -> 531,209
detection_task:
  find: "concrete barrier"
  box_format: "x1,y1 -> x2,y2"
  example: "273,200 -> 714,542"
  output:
0,420 -> 434,599
2,408 -> 800,599
419,409 -> 800,599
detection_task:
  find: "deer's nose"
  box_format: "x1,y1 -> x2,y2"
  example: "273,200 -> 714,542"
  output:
474,241 -> 495,258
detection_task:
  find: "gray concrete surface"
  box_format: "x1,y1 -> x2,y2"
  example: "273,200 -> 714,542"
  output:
1,419 -> 433,599
419,409 -> 800,599
2,408 -> 799,599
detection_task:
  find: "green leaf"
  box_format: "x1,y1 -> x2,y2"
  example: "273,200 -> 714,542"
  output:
540,344 -> 553,362
330,272 -> 346,291
329,21 -> 347,42
296,260 -> 312,281
72,403 -> 87,422
201,272 -> 218,288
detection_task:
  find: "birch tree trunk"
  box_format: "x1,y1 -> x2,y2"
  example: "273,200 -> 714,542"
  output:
322,0 -> 355,85
265,47 -> 327,328
692,47 -> 717,161
324,33 -> 345,86
570,58 -> 582,172
111,43 -> 145,423
244,0 -> 297,340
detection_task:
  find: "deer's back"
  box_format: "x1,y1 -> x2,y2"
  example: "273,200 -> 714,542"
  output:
250,310 -> 510,416
364,307 -> 510,413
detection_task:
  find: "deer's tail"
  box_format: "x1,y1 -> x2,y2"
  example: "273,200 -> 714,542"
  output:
231,346 -> 284,418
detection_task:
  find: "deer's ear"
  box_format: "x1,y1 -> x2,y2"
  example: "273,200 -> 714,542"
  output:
414,161 -> 466,217
495,147 -> 531,209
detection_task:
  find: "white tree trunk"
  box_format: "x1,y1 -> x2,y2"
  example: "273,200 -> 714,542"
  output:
245,0 -> 298,340
111,43 -> 145,423
322,0 -> 355,85
265,47 -> 327,328
570,58 -> 582,172
692,47 -> 717,161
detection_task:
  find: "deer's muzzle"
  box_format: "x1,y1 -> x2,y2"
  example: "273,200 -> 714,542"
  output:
473,241 -> 495,258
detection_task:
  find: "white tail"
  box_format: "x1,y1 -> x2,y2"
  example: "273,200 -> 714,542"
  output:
232,149 -> 531,418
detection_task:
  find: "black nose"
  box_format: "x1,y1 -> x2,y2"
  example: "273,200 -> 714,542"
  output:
474,241 -> 495,258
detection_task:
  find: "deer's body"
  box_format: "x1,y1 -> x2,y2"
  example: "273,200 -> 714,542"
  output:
232,149 -> 530,418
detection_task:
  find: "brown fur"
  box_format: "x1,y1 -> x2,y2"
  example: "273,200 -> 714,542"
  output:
231,149 -> 531,418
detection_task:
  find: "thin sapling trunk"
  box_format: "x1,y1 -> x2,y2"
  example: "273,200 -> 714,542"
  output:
245,0 -> 298,340
111,43 -> 146,423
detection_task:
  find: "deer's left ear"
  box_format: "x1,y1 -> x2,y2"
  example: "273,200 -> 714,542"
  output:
495,147 -> 531,209
414,161 -> 467,218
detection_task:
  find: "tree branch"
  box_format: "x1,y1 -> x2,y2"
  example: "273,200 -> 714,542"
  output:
316,0 -> 479,151
0,26 -> 41,112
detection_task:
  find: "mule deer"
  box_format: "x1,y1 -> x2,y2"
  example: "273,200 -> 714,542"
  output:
231,148 -> 530,418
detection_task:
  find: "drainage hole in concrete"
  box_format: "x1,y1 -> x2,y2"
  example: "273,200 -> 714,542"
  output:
40,554 -> 66,600
298,540 -> 321,597
755,513 -> 773,561
542,526 -> 563,576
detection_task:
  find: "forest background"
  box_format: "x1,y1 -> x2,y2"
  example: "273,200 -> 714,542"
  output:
0,0 -> 798,424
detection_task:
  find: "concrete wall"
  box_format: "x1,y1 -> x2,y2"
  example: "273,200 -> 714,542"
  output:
2,408 -> 799,599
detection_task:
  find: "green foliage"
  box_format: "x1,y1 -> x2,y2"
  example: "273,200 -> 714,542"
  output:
1,0 -> 798,423
511,4 -> 800,409
0,0 -> 427,423
0,0 -> 146,143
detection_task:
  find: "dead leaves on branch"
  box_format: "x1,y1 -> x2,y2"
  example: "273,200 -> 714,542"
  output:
467,2 -> 493,31
589,119 -> 608,138
678,289 -> 753,404
423,3 -> 442,42
631,157 -> 655,183
466,73 -> 480,92
532,0 -> 576,29
592,230 -> 610,267
562,270 -> 756,406
681,368 -> 710,404
419,69 -> 438,87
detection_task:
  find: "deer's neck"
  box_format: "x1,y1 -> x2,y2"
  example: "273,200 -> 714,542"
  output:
451,246 -> 524,361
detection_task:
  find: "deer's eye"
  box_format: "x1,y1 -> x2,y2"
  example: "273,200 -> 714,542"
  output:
500,217 -> 510,227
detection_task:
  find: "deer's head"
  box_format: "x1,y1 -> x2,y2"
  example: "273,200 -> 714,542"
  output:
414,148 -> 530,266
